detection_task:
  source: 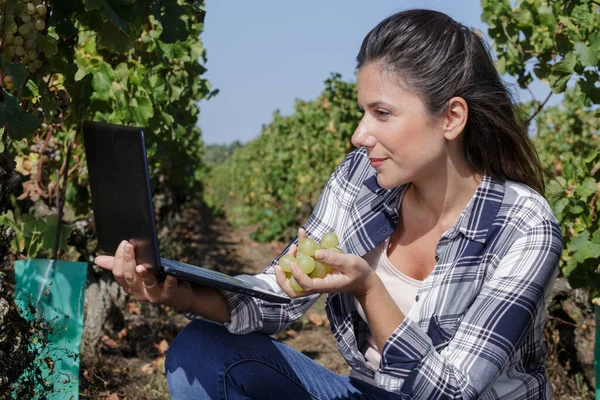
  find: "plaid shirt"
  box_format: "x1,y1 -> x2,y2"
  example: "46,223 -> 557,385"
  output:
191,147 -> 562,399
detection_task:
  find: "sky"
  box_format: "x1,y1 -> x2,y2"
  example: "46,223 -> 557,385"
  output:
196,0 -> 556,145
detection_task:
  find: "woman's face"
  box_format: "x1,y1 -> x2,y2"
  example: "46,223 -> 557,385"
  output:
352,63 -> 448,189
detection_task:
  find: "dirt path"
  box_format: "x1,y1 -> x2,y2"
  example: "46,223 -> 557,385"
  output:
83,199 -> 349,399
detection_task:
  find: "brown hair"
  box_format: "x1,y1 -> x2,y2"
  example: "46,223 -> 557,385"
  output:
356,9 -> 546,195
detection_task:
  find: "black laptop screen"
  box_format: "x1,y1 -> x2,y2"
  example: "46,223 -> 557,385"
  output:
83,121 -> 162,274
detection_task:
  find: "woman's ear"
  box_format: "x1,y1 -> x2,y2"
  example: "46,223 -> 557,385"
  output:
443,97 -> 468,141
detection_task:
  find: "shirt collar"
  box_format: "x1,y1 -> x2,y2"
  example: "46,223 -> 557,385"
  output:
363,172 -> 505,245
444,173 -> 505,244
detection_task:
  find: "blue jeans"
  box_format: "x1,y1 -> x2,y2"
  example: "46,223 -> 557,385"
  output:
165,320 -> 400,399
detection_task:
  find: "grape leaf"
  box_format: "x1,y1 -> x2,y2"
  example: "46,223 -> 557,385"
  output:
574,41 -> 600,67
0,90 -> 39,139
83,0 -> 131,32
90,61 -> 115,101
574,177 -> 599,201
159,1 -> 188,43
42,215 -> 71,251
1,61 -> 26,96
35,34 -> 58,58
97,21 -> 135,53
548,53 -> 576,93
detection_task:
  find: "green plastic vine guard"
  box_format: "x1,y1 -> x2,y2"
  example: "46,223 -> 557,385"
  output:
14,259 -> 87,399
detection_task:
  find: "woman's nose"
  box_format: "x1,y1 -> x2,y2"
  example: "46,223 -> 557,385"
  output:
351,122 -> 377,148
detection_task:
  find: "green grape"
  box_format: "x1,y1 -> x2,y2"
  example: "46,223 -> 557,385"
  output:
24,39 -> 36,50
22,14 -> 32,23
36,4 -> 47,15
5,46 -> 16,58
278,254 -> 296,274
3,75 -> 14,90
310,261 -> 332,279
33,59 -> 42,69
18,24 -> 31,36
297,254 -> 316,275
5,33 -> 14,45
12,36 -> 24,47
35,19 -> 45,31
25,3 -> 36,14
24,31 -> 37,41
15,46 -> 25,57
289,277 -> 303,292
9,23 -> 17,35
320,232 -> 339,249
298,238 -> 319,257
27,50 -> 37,61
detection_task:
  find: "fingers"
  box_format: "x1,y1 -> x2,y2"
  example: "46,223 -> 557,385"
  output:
113,240 -> 138,292
315,249 -> 347,273
298,227 -> 307,241
290,262 -> 315,292
136,265 -> 177,302
275,264 -> 306,298
136,265 -> 158,290
94,255 -> 115,270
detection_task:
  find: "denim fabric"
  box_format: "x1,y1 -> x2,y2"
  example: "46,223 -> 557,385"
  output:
165,320 -> 400,399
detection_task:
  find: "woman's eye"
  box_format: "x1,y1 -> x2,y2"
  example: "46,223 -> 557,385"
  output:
376,110 -> 389,118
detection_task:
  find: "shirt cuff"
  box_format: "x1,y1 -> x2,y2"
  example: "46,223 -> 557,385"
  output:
183,287 -> 263,334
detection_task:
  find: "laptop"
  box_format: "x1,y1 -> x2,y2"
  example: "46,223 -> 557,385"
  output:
82,120 -> 291,304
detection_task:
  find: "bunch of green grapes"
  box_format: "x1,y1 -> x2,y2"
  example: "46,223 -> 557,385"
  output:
278,232 -> 343,292
2,0 -> 48,90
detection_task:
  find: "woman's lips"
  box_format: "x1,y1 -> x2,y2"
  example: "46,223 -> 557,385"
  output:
369,158 -> 387,168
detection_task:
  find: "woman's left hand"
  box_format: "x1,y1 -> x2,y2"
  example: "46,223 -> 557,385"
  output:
274,241 -> 379,299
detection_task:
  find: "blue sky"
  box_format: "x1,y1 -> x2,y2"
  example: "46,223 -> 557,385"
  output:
197,1 -> 555,145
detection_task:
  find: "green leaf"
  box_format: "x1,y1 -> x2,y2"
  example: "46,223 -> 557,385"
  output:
574,41 -> 600,67
35,34 -> 59,58
159,2 -> 188,43
1,61 -> 26,96
83,0 -> 131,33
42,215 -> 71,252
548,53 -> 576,93
570,231 -> 600,263
574,177 -> 599,201
496,56 -> 506,75
0,90 -> 39,140
97,21 -> 135,53
129,95 -> 153,126
64,74 -> 94,120
90,61 -> 115,101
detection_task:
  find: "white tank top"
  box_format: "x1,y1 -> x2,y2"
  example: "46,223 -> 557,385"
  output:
353,236 -> 423,373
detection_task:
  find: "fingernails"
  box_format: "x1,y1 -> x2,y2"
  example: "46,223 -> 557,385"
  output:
136,265 -> 144,274
124,244 -> 132,255
315,249 -> 325,260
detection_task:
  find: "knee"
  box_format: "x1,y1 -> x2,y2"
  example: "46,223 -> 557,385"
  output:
165,319 -> 227,373
165,320 -> 231,398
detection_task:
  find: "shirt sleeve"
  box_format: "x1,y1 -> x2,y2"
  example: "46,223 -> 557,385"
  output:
374,218 -> 562,398
185,150 -> 357,335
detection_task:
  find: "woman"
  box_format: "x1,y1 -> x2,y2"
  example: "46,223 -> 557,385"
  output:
96,9 -> 562,399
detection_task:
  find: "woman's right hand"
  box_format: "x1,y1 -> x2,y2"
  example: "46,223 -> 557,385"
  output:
94,240 -> 195,311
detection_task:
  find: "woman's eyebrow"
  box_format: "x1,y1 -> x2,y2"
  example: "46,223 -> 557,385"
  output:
364,101 -> 393,108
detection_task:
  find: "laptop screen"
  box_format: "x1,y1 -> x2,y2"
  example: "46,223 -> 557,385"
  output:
83,121 -> 163,275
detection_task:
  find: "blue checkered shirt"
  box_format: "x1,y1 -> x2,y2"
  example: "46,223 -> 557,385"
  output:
189,147 -> 562,399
